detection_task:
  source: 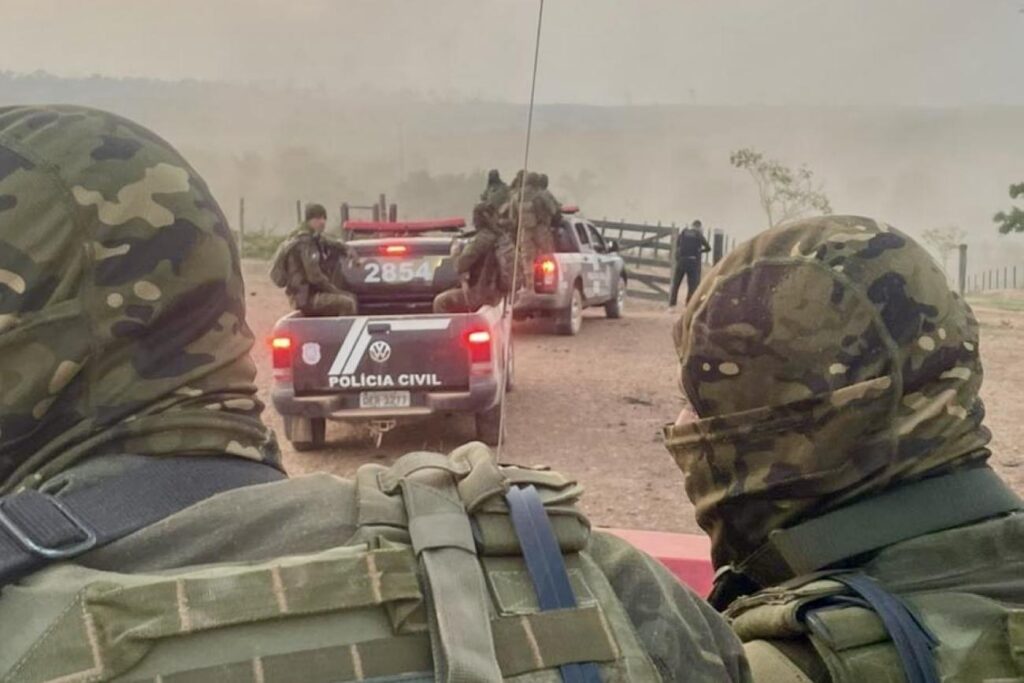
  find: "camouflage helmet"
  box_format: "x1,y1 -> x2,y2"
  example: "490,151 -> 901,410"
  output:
487,169 -> 501,184
664,216 -> 990,569
539,174 -> 550,189
0,105 -> 280,492
525,172 -> 542,189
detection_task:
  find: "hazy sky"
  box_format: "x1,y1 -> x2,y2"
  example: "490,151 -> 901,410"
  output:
2,0 -> 1022,106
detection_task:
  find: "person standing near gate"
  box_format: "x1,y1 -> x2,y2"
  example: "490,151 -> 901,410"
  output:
669,219 -> 711,308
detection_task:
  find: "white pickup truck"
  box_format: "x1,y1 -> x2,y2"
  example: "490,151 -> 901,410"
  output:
513,208 -> 628,335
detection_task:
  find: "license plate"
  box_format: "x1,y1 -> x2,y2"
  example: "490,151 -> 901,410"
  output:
359,391 -> 411,409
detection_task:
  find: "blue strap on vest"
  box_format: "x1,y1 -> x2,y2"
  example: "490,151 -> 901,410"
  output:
807,572 -> 940,683
0,456 -> 284,588
505,485 -> 603,683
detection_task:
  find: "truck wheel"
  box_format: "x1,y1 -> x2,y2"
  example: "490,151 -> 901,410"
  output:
555,285 -> 584,336
475,403 -> 504,446
605,275 -> 626,319
288,416 -> 326,452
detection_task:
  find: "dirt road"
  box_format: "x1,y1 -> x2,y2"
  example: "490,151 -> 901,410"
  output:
243,260 -> 1024,533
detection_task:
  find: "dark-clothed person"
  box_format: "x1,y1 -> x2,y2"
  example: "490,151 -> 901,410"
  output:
669,220 -> 711,306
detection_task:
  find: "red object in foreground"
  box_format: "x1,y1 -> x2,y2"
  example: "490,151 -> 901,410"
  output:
561,204 -> 580,214
604,529 -> 714,597
345,218 -> 466,232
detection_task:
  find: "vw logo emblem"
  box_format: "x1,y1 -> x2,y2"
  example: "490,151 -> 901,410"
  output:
368,340 -> 392,363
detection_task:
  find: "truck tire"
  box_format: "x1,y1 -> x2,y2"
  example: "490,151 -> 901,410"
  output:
475,403 -> 504,446
555,285 -> 584,336
289,416 -> 326,452
605,275 -> 626,319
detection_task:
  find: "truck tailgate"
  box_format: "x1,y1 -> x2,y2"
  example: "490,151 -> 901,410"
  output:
286,314 -> 476,395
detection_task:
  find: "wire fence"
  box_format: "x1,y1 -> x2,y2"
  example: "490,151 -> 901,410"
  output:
965,265 -> 1022,294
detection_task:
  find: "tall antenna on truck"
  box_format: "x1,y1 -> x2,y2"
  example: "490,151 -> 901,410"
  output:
497,0 -> 545,458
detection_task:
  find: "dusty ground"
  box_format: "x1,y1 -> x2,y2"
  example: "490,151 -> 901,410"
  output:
243,260 -> 1024,533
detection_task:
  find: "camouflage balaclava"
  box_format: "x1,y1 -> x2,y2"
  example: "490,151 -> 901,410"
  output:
0,105 -> 280,493
664,216 -> 990,570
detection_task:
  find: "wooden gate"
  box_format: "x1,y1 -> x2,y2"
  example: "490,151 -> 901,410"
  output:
594,220 -> 677,302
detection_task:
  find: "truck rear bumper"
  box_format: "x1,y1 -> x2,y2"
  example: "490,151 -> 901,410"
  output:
513,291 -> 568,314
272,376 -> 500,419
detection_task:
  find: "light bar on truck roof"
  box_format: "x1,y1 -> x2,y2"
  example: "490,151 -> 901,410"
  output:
344,218 -> 467,232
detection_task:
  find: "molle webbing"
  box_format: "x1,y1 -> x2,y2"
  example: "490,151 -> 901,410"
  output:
5,546 -> 421,683
353,447 -> 590,556
122,607 -> 620,683
506,485 -> 603,683
381,454 -> 502,682
738,467 -> 1022,586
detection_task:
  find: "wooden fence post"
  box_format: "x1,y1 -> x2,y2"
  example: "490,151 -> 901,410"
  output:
238,197 -> 245,256
712,230 -> 725,264
957,244 -> 967,295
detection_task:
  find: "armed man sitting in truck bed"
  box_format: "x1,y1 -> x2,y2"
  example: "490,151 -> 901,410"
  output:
433,202 -> 515,313
272,203 -> 359,317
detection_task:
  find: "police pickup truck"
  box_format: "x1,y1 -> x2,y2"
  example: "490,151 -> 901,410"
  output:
513,208 -> 627,335
270,218 -> 512,450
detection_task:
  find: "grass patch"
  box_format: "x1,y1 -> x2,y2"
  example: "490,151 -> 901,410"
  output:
966,294 -> 1024,313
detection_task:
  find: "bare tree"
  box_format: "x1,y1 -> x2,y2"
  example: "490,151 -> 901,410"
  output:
729,148 -> 832,228
994,182 -> 1024,234
921,225 -> 967,278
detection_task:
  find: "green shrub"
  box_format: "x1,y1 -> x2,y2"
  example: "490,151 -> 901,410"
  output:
238,232 -> 287,260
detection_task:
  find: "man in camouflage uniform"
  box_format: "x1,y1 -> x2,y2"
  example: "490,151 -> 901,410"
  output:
283,203 -> 358,316
535,173 -> 562,232
510,172 -> 558,288
0,105 -> 750,681
480,169 -> 510,211
666,215 -> 1024,682
433,203 -> 511,314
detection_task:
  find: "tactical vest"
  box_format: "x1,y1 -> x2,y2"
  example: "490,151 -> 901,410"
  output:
0,444 -> 663,682
268,234 -> 301,288
718,468 -> 1024,683
730,571 -> 1024,683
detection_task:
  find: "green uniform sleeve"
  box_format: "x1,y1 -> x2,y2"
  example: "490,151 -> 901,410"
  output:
455,231 -> 497,276
297,240 -> 340,292
587,532 -> 752,683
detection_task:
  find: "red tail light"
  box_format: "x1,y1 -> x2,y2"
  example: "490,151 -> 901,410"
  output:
463,328 -> 492,364
380,244 -> 408,256
534,256 -> 558,293
271,336 -> 292,369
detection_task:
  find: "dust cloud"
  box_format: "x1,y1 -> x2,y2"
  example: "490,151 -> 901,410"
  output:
2,1 -> 1022,268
